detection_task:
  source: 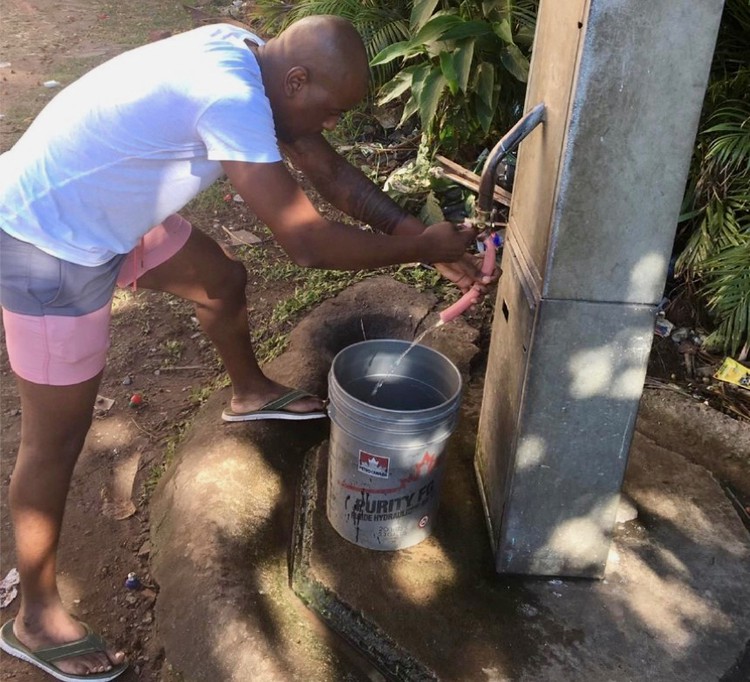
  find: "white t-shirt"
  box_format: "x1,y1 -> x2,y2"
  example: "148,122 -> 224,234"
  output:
0,24 -> 281,266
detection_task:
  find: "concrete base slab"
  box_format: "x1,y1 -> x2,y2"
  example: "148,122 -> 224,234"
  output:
296,379 -> 750,681
149,278 -> 750,681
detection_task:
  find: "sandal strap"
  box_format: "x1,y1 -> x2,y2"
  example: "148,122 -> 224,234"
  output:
261,389 -> 312,412
35,629 -> 108,663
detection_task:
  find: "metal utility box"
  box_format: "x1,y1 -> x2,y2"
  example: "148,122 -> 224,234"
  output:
475,0 -> 724,576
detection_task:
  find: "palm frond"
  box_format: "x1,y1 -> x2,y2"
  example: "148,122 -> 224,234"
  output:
704,102 -> 750,176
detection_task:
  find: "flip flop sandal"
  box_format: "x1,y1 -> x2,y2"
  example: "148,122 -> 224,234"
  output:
221,388 -> 328,422
0,619 -> 128,682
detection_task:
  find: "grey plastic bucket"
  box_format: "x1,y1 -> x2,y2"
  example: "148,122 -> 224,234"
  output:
326,339 -> 463,550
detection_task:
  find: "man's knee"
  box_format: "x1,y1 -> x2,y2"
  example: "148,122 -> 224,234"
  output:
225,256 -> 248,293
209,254 -> 247,304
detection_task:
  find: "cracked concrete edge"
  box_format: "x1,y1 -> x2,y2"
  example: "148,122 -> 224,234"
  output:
290,445 -> 438,682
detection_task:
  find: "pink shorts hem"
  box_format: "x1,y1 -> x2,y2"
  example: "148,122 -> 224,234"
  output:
3,304 -> 112,386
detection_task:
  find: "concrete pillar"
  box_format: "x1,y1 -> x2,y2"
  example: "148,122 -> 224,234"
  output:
475,0 -> 725,577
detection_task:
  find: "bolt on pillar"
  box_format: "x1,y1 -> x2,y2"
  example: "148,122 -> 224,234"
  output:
475,0 -> 725,577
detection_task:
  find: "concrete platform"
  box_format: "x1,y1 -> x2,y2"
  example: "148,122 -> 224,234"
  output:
149,278 -> 750,681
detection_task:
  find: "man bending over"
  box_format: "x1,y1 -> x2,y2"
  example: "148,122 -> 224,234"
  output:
0,15 -> 494,680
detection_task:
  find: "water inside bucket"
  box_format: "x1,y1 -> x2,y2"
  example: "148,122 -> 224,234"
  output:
345,375 -> 445,410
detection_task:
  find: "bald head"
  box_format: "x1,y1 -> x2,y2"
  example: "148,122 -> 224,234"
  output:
256,15 -> 370,141
275,15 -> 369,92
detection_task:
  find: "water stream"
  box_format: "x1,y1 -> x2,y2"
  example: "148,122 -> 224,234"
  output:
369,325 -> 437,399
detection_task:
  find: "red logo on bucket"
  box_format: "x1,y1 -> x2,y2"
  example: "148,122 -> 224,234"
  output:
358,451 -> 390,478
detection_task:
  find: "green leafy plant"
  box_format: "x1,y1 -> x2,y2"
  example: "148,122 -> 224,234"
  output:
250,0 -> 537,154
371,0 -> 536,152
675,0 -> 750,354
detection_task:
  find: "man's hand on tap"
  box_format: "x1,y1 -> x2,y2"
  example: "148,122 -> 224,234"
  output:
418,220 -> 478,264
434,249 -> 501,298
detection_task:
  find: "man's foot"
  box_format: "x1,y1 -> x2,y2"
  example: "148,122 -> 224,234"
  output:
3,609 -> 126,679
223,381 -> 327,422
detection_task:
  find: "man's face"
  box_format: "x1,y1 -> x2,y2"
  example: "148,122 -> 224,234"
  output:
275,73 -> 366,143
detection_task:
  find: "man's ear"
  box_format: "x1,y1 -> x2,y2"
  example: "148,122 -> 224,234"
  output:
284,66 -> 309,97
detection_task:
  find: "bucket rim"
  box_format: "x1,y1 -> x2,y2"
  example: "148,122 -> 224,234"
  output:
328,338 -> 462,415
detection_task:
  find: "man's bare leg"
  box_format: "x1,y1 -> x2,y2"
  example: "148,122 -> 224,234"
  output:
9,373 -> 126,675
135,227 -> 323,414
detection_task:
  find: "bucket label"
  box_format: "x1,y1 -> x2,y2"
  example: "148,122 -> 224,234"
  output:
358,451 -> 390,478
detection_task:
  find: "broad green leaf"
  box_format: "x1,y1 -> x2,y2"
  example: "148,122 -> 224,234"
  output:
475,94 -> 494,134
409,62 -> 432,94
414,13 -> 463,44
475,61 -> 496,109
493,18 -> 514,44
398,95 -> 420,128
441,20 -> 495,42
410,0 -> 441,32
501,43 -> 530,82
415,66 -> 447,130
440,51 -> 459,95
453,39 -> 475,93
371,40 -> 420,67
376,67 -> 417,106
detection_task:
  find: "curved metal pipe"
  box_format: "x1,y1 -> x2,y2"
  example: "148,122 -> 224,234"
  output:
477,103 -> 546,216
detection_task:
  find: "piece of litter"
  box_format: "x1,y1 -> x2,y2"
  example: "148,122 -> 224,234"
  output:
654,316 -> 674,338
232,193 -> 244,203
0,62 -> 11,69
94,394 -> 115,413
714,357 -> 750,389
0,568 -> 20,608
222,226 -> 261,246
43,80 -> 61,88
125,572 -> 141,590
548,579 -> 563,585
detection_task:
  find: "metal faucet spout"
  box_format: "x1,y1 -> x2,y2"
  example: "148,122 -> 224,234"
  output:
477,103 -> 546,218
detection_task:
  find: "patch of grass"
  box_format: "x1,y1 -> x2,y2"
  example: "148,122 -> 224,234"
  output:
270,268 -> 373,325
161,339 -> 184,365
393,263 -> 444,293
141,419 -> 189,500
253,332 -> 290,364
239,247 -> 306,284
190,385 -> 214,406
185,177 -> 234,216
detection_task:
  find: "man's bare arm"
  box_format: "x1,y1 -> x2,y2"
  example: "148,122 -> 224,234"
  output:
279,135 -> 500,293
281,133 -> 423,236
221,159 -> 475,270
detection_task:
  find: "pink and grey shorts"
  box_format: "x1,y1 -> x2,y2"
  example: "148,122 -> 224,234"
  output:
0,214 -> 192,386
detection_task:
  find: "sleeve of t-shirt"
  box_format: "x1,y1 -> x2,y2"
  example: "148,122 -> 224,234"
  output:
196,89 -> 282,164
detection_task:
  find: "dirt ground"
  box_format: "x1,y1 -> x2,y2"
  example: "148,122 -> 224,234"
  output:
0,2 -> 748,681
0,2 -> 309,680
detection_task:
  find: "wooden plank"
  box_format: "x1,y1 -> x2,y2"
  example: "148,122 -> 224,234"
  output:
435,155 -> 512,207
